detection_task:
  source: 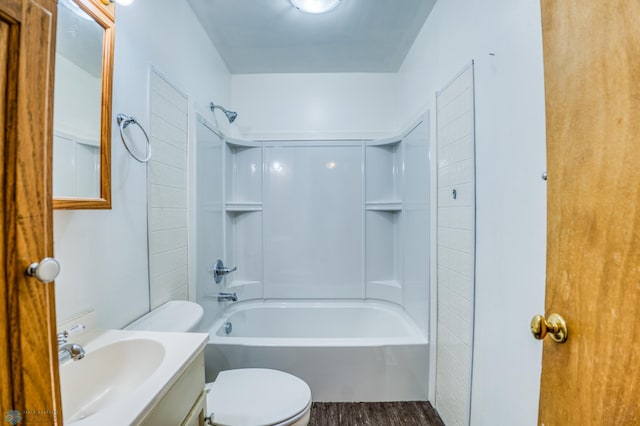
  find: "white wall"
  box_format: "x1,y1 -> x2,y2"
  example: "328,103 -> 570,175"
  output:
398,0 -> 547,424
231,73 -> 401,140
53,54 -> 102,140
54,0 -> 231,329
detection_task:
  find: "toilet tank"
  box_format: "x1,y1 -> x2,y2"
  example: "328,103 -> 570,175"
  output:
125,300 -> 204,332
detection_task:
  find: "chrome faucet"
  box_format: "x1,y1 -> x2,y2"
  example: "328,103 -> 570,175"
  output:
58,343 -> 86,362
210,259 -> 237,284
58,325 -> 86,362
217,292 -> 238,302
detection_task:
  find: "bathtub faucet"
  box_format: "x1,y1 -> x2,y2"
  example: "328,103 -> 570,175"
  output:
210,259 -> 237,284
218,292 -> 238,302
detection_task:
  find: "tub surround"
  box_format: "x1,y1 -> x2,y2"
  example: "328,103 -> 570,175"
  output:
194,115 -> 431,403
197,116 -> 430,335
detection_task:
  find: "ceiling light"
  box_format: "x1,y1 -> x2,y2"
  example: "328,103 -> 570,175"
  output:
290,0 -> 341,14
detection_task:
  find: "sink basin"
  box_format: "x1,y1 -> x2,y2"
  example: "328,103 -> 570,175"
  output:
60,338 -> 165,422
57,328 -> 208,425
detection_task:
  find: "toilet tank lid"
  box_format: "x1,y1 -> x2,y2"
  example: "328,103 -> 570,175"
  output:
125,301 -> 204,332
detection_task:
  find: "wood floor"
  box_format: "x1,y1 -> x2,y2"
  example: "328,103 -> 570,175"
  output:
308,402 -> 445,426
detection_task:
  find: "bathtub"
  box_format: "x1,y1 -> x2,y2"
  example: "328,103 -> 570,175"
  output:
203,300 -> 429,402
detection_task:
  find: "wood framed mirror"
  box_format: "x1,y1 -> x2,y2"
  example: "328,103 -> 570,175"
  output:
52,0 -> 114,209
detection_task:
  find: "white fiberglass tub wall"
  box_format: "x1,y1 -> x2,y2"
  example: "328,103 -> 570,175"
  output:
204,300 -> 428,402
263,142 -> 363,299
206,118 -> 430,332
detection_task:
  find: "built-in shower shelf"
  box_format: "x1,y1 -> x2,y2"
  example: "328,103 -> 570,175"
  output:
226,137 -> 262,148
366,137 -> 402,147
226,202 -> 263,212
366,280 -> 403,304
367,280 -> 402,288
227,280 -> 262,288
365,201 -> 402,212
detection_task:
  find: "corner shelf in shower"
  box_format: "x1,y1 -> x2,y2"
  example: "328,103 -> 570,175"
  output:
225,138 -> 262,206
364,134 -> 404,304
365,201 -> 403,212
367,280 -> 401,288
366,280 -> 403,304
222,136 -> 264,300
365,140 -> 402,204
226,280 -> 261,288
365,136 -> 402,147
225,137 -> 262,148
225,202 -> 263,213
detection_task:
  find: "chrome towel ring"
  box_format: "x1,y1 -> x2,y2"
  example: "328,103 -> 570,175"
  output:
117,113 -> 151,163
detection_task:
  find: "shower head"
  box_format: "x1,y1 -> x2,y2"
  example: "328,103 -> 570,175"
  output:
224,110 -> 238,123
210,102 -> 238,123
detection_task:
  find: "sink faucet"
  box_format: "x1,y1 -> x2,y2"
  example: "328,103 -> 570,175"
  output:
58,343 -> 86,362
58,326 -> 86,362
217,292 -> 238,302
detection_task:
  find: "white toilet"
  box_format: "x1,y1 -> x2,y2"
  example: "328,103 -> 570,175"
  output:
126,301 -> 312,426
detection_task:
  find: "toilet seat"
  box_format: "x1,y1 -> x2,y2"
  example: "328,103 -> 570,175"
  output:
206,368 -> 312,426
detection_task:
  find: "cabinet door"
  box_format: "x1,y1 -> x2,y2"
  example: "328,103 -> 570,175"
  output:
140,352 -> 206,425
182,393 -> 206,426
0,0 -> 61,423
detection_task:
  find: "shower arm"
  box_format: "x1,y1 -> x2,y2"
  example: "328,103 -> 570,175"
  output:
209,102 -> 226,113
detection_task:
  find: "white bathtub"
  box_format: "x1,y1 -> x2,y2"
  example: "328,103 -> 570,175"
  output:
204,300 -> 429,402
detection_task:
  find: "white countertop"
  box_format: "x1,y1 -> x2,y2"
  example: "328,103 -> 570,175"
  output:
59,328 -> 208,425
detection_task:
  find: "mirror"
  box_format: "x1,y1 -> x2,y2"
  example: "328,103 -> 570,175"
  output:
53,0 -> 114,209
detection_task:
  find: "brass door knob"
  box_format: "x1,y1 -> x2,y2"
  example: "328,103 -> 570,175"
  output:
531,313 -> 568,343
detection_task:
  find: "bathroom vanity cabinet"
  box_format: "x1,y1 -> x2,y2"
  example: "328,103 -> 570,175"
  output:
140,351 -> 207,426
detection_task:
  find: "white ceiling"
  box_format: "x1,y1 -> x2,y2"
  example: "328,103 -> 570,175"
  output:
186,0 -> 437,74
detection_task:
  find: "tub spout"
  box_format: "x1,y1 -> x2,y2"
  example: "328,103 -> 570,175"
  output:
218,292 -> 238,302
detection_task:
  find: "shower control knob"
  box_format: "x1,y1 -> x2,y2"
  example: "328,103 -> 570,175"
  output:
210,259 -> 237,284
26,257 -> 60,283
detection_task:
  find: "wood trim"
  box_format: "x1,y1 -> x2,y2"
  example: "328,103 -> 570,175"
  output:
53,0 -> 113,210
88,0 -> 114,22
2,0 -> 62,423
0,6 -> 15,418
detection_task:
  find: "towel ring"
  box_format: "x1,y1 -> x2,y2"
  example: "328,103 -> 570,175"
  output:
117,113 -> 151,163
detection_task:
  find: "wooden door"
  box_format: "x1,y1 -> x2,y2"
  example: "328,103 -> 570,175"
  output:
0,0 -> 61,424
539,0 -> 640,424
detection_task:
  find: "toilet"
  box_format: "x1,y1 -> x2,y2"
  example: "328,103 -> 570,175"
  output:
126,301 -> 312,426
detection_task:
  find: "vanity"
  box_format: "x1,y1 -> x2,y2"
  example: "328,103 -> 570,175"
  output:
59,327 -> 208,425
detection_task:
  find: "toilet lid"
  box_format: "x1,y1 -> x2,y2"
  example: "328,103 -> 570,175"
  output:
206,369 -> 311,426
